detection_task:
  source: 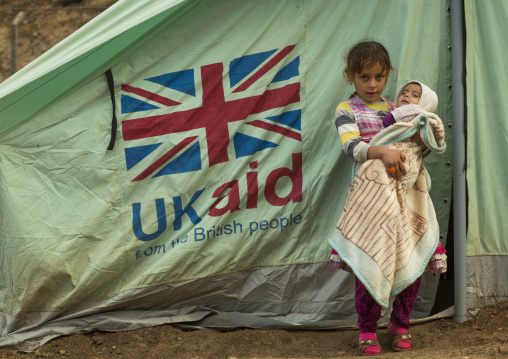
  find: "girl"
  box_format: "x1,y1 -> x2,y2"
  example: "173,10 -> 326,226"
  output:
329,41 -> 446,356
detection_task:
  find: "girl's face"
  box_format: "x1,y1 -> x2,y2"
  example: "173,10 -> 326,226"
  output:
347,62 -> 389,102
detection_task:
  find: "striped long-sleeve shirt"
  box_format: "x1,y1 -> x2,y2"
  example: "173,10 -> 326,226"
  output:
334,98 -> 391,162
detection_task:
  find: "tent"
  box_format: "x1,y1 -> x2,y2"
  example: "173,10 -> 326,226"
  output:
0,0 -> 506,349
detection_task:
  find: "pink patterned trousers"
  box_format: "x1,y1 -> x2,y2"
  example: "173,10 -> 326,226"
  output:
355,276 -> 422,333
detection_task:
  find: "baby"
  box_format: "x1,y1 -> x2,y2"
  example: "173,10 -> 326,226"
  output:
383,80 -> 438,127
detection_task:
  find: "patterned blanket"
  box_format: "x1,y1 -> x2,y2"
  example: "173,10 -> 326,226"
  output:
329,113 -> 446,307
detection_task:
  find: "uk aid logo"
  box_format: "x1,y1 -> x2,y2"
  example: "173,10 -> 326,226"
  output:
120,45 -> 303,242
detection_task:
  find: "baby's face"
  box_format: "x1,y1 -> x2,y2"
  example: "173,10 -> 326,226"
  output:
396,83 -> 422,107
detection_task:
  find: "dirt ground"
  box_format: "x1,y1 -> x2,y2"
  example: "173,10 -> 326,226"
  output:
0,0 -> 118,82
0,299 -> 507,358
2,1 -> 508,358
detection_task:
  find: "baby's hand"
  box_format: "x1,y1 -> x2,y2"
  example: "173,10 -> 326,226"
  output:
382,112 -> 395,127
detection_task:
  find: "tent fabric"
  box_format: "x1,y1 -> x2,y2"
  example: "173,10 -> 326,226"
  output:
465,0 -> 508,256
0,0 -> 454,347
0,0 -> 200,138
463,0 -> 508,313
0,0 -> 187,98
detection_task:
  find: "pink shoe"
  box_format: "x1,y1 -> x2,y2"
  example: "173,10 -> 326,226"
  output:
358,339 -> 382,356
390,332 -> 412,351
358,333 -> 381,356
387,322 -> 412,351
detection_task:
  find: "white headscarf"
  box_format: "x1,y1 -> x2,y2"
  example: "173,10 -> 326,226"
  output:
397,80 -> 438,112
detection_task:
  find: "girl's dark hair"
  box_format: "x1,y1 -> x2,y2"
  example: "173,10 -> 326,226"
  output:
344,41 -> 395,79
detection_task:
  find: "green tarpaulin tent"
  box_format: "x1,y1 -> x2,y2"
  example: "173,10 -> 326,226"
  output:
0,0 -> 506,350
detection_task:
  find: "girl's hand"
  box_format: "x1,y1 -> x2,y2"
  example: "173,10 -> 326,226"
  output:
367,146 -> 406,180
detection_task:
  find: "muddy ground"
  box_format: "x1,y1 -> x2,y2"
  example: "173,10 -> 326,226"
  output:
0,299 -> 507,358
0,0 -> 117,82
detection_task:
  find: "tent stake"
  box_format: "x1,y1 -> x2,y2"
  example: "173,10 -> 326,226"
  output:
11,12 -> 25,74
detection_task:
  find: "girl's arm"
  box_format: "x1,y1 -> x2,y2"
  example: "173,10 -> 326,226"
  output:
335,103 -> 371,162
367,146 -> 406,180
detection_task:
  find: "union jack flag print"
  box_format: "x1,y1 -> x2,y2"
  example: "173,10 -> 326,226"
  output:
121,45 -> 302,181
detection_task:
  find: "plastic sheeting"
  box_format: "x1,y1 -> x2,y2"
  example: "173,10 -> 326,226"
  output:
0,0 -> 453,347
463,0 -> 508,317
0,263 -> 446,350
465,0 -> 508,256
467,256 -> 508,316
